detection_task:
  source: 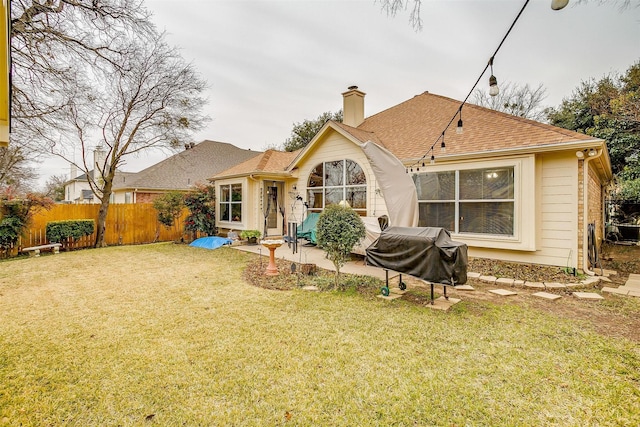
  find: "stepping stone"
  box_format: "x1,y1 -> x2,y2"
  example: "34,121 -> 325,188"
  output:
628,290 -> 640,298
455,285 -> 475,291
599,276 -> 612,283
467,272 -> 481,279
524,281 -> 545,289
601,287 -> 629,296
479,275 -> 497,284
533,292 -> 562,301
601,269 -> 617,277
377,294 -> 403,300
623,279 -> 640,290
389,288 -> 407,295
565,282 -> 584,289
301,285 -> 319,291
489,289 -> 518,296
496,278 -> 514,286
572,292 -> 604,300
513,279 -> 525,287
544,282 -> 566,289
426,296 -> 461,311
581,277 -> 600,286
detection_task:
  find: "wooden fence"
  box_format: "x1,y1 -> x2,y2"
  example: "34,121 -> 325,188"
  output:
7,203 -> 194,257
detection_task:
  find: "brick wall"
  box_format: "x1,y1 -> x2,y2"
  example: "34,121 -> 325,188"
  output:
577,159 -> 604,270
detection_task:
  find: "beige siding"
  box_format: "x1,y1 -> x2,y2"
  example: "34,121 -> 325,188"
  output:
290,131 -> 387,222
469,152 -> 579,268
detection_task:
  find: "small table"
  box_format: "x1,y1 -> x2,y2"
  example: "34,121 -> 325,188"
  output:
261,240 -> 284,276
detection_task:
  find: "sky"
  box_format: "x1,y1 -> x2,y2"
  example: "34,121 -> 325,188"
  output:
36,0 -> 640,187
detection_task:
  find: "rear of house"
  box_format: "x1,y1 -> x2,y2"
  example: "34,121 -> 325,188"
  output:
213,87 -> 612,272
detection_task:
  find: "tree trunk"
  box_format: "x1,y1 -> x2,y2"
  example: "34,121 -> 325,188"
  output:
94,196 -> 110,248
94,182 -> 114,248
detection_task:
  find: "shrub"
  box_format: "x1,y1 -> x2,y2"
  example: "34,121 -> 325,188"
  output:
240,230 -> 261,239
0,189 -> 54,256
316,204 -> 366,288
153,192 -> 185,229
184,184 -> 217,236
46,220 -> 95,244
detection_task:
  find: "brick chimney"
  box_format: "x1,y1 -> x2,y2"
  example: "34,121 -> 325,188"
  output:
342,85 -> 365,127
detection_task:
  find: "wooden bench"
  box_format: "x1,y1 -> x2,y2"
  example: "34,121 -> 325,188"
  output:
22,243 -> 62,257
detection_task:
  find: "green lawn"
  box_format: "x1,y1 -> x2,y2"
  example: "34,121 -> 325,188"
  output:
1,243 -> 639,426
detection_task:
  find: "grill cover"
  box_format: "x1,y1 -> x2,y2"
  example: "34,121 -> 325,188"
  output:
365,226 -> 468,285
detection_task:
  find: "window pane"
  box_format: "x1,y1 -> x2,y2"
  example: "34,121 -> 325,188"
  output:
220,203 -> 230,222
231,184 -> 242,202
413,171 -> 455,200
325,160 -> 344,186
325,187 -> 343,207
346,160 -> 366,185
460,168 -> 514,200
308,164 -> 324,187
308,189 -> 323,210
231,203 -> 242,222
418,202 -> 455,231
460,202 -> 514,235
220,185 -> 230,202
345,186 -> 366,210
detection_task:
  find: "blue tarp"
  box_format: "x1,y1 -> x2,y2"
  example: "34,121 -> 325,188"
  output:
189,236 -> 232,250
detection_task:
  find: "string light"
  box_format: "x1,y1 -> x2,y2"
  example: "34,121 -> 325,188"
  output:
551,0 -> 569,10
489,57 -> 499,97
440,132 -> 446,153
406,0 -> 538,173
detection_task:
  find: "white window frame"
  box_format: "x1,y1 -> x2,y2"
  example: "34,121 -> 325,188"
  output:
307,159 -> 367,215
218,182 -> 243,224
413,156 -> 535,251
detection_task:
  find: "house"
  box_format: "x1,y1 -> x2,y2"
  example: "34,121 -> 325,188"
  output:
110,140 -> 260,203
213,87 -> 612,272
64,140 -> 261,204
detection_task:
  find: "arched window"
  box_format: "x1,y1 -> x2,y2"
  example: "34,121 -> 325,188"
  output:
307,159 -> 366,215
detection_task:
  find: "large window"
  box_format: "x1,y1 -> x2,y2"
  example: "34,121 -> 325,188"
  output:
219,183 -> 242,222
307,159 -> 367,215
414,167 -> 515,236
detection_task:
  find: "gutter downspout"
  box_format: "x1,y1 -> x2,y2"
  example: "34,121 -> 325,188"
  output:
582,148 -> 604,276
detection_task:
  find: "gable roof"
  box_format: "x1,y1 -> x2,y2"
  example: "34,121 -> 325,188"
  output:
355,91 -> 598,161
213,149 -> 300,180
113,140 -> 261,191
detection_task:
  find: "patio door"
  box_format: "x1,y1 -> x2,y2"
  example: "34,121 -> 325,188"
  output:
264,182 -> 283,237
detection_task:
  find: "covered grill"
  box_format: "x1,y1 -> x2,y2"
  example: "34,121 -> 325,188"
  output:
365,226 -> 468,302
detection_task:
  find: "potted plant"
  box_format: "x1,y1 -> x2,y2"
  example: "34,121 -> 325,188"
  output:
240,229 -> 261,245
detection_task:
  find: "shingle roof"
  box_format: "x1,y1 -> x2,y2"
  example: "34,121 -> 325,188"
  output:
355,91 -> 596,161
113,140 -> 261,190
213,149 -> 300,179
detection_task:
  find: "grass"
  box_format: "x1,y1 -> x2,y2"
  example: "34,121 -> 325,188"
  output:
1,243 -> 639,426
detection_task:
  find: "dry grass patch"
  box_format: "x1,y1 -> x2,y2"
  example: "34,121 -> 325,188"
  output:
1,243 -> 639,426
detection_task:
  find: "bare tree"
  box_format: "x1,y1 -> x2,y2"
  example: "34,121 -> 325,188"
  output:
472,82 -> 548,121
0,144 -> 37,192
41,31 -> 208,247
376,0 -> 423,31
9,1 -> 153,183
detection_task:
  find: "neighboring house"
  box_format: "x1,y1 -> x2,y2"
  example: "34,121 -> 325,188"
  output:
213,87 -> 612,272
110,140 -> 261,203
64,140 -> 261,204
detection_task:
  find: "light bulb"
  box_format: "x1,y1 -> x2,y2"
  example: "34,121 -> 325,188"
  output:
430,155 -> 435,165
456,118 -> 463,134
441,140 -> 446,153
551,0 -> 569,10
489,75 -> 499,97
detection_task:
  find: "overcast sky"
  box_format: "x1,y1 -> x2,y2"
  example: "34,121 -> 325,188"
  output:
38,0 -> 640,186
